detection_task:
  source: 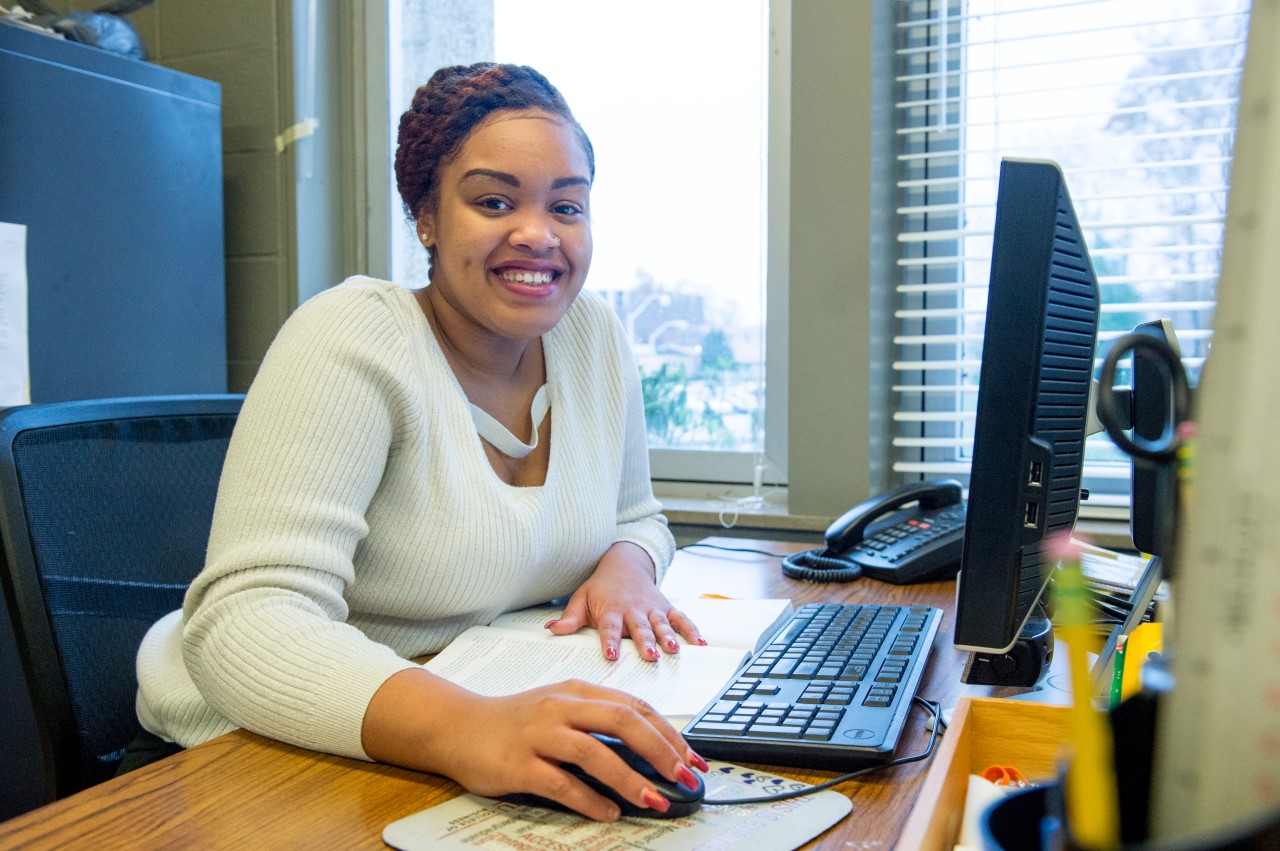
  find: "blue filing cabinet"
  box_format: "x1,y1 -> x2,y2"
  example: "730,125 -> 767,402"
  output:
0,21 -> 226,817
0,21 -> 227,402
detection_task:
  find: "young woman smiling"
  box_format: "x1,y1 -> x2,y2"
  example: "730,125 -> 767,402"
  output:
131,63 -> 706,822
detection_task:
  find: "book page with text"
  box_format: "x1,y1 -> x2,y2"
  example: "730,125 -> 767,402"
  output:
423,627 -> 748,719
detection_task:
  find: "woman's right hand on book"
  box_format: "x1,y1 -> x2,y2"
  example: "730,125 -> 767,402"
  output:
361,669 -> 707,822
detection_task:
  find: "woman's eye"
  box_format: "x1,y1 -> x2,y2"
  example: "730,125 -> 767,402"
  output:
552,202 -> 583,217
478,197 -> 512,212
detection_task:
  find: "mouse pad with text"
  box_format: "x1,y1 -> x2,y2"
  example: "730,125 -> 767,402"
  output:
382,761 -> 852,851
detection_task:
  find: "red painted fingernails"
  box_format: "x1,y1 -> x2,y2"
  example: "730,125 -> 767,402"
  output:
543,619 -> 559,629
689,750 -> 710,772
641,788 -> 671,812
665,638 -> 680,651
605,644 -> 619,661
676,765 -> 700,789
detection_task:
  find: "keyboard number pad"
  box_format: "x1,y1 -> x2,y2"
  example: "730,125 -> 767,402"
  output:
690,701 -> 847,742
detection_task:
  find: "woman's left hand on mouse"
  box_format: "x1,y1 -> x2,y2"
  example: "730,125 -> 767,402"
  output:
545,542 -> 705,661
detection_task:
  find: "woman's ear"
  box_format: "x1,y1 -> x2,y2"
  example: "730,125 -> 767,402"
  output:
416,215 -> 436,249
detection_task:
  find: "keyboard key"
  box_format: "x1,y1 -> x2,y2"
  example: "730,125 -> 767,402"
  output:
745,724 -> 803,739
767,659 -> 797,678
690,721 -> 749,735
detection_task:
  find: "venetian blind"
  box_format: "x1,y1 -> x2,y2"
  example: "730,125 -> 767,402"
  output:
892,0 -> 1251,511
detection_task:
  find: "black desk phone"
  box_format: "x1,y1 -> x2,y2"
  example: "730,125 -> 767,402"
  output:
781,479 -> 967,584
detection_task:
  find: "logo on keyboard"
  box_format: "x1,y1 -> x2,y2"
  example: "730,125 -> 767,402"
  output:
840,728 -> 876,740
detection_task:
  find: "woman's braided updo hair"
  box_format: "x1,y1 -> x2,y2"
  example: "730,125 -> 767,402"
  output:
394,62 -> 595,228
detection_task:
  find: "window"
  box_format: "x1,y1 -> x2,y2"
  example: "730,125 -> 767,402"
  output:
379,0 -> 781,485
893,0 -> 1251,515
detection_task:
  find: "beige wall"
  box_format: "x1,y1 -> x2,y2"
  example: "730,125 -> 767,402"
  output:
58,1 -> 297,392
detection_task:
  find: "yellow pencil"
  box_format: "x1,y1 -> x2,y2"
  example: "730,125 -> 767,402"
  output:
1049,533 -> 1121,850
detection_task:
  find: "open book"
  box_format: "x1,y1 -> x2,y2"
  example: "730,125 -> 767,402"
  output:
423,597 -> 793,725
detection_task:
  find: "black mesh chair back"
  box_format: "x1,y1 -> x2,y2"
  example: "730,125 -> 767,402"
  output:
0,395 -> 243,798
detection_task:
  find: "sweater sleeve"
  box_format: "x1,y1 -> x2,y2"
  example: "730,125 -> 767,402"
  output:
599,302 -> 677,583
180,283 -> 420,760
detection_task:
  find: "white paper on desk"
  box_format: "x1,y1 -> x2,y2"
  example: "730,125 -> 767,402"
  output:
489,597 -> 794,654
383,760 -> 852,851
423,627 -> 749,719
0,223 -> 31,407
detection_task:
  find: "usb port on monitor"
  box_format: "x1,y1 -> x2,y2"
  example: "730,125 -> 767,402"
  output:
1027,460 -> 1043,486
1023,501 -> 1039,529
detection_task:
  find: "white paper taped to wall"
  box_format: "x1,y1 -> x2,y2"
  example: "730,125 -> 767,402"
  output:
0,222 -> 31,407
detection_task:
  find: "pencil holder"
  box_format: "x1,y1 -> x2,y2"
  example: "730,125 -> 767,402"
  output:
980,783 -> 1280,851
981,691 -> 1280,850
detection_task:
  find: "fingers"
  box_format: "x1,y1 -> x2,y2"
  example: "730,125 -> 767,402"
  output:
466,684 -> 709,823
546,595 -> 705,663
627,608 -> 706,659
546,596 -> 587,635
594,609 -> 624,661
667,609 -> 707,647
554,695 -> 699,814
624,610 -> 661,660
572,684 -> 708,780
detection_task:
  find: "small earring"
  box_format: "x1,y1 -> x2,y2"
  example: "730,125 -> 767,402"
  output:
552,235 -> 561,245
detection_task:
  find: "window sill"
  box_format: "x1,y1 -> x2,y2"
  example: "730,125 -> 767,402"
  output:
655,481 -> 1137,553
653,482 -> 831,546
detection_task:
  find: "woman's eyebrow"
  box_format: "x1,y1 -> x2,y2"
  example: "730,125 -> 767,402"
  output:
462,168 -> 519,186
461,169 -> 590,190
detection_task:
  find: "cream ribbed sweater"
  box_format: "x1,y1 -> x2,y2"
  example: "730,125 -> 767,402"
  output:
135,277 -> 675,760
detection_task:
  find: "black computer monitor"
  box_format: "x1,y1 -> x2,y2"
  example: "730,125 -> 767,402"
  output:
953,158 -> 1102,688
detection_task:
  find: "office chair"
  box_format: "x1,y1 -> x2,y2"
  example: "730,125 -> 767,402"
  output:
0,394 -> 243,799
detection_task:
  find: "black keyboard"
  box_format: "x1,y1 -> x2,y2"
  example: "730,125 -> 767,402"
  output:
682,602 -> 942,770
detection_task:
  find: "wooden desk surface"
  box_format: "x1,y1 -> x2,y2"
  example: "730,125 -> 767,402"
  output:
0,537 -> 983,850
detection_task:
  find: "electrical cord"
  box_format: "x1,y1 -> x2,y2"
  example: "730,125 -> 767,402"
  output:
699,695 -> 946,806
679,539 -> 864,582
677,541 -> 792,559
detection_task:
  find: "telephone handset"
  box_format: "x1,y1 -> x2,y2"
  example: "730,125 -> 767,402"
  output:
782,479 -> 967,585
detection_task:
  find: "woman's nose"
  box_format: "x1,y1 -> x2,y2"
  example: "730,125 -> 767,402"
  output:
510,215 -> 559,251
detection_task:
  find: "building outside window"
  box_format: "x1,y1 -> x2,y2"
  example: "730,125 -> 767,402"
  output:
384,0 -> 777,485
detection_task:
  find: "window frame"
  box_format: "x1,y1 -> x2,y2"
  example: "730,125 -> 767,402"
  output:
359,0 -> 808,490
336,1 -> 896,518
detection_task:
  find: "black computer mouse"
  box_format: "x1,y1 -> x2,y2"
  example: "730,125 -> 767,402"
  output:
504,733 -> 704,819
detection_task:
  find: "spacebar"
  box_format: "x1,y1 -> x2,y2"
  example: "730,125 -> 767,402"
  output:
743,724 -> 803,739
688,721 -> 749,735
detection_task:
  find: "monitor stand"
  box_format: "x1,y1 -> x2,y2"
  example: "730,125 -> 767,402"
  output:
959,606 -> 1054,688
931,611 -> 1066,730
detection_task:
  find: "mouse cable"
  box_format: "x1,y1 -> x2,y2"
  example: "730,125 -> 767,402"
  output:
677,541 -> 791,559
699,695 -> 945,806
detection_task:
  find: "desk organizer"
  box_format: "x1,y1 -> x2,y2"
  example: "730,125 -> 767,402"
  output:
898,696 -> 1071,850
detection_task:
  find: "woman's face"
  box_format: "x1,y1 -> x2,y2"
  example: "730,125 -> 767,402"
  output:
418,108 -> 593,345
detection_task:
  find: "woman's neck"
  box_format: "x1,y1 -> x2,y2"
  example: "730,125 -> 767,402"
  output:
415,287 -> 545,402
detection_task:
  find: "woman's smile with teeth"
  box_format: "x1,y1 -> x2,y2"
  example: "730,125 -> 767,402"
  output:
499,270 -> 555,285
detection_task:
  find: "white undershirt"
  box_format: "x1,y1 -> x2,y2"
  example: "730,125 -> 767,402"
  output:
469,385 -> 549,458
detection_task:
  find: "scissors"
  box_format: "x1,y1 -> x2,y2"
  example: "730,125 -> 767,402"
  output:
980,764 -> 1030,787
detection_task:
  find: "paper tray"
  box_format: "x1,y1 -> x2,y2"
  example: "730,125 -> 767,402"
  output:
899,696 -> 1071,850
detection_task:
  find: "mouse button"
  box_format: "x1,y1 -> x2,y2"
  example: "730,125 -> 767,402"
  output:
653,773 -> 705,805
588,733 -> 665,780
663,798 -> 702,819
